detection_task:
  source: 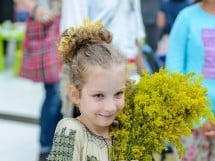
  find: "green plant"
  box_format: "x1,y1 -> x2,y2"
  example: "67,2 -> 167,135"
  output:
110,69 -> 215,161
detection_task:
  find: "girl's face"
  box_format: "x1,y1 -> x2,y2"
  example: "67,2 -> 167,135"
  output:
75,64 -> 126,134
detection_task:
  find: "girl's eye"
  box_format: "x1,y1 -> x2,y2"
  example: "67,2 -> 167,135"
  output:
93,93 -> 104,98
115,91 -> 124,98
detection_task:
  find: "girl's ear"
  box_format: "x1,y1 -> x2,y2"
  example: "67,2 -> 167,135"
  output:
68,85 -> 80,106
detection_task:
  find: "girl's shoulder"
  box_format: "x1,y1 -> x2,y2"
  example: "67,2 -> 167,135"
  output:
48,119 -> 86,160
179,3 -> 201,15
174,3 -> 201,22
55,118 -> 86,136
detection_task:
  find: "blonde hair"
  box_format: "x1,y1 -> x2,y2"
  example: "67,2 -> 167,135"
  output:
58,20 -> 125,91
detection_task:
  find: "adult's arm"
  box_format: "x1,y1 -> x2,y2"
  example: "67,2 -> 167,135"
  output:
134,0 -> 146,72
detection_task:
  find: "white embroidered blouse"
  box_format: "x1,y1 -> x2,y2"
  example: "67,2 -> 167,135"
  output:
47,118 -> 112,161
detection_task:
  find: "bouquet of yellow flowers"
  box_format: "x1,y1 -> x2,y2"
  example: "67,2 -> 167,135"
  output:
110,69 -> 215,161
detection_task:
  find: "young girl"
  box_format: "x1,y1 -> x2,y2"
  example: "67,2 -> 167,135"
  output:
47,20 -> 127,161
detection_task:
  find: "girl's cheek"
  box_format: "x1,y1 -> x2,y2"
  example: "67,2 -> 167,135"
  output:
117,99 -> 125,110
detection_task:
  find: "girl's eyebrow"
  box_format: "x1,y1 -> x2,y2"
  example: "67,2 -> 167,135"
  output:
91,90 -> 104,93
89,87 -> 125,93
118,87 -> 126,91
88,89 -> 104,93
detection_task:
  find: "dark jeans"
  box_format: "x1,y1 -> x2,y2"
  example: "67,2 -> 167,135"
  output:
39,82 -> 62,151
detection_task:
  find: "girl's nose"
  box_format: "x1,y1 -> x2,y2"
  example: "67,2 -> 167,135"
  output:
104,99 -> 117,112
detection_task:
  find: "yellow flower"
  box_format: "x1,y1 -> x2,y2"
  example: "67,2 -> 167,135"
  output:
83,18 -> 102,29
58,18 -> 103,54
110,69 -> 215,161
58,37 -> 70,53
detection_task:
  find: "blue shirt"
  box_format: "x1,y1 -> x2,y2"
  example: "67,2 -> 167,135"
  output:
166,4 -> 215,111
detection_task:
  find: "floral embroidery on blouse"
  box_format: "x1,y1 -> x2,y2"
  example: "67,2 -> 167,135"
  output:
87,155 -> 99,161
47,127 -> 76,161
86,130 -> 108,149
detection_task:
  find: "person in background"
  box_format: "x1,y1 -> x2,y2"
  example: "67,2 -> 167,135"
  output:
166,0 -> 215,160
140,0 -> 162,52
157,0 -> 191,37
156,0 -> 191,66
48,20 -> 127,161
13,0 -> 62,160
140,0 -> 163,73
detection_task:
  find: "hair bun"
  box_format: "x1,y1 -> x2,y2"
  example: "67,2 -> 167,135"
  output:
58,19 -> 112,64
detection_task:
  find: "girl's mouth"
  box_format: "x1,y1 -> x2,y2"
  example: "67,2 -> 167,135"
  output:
99,114 -> 114,118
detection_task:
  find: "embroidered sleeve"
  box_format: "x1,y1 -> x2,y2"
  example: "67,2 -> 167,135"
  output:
47,127 -> 76,161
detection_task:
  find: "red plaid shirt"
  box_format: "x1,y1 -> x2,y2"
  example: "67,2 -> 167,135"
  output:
19,16 -> 61,83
